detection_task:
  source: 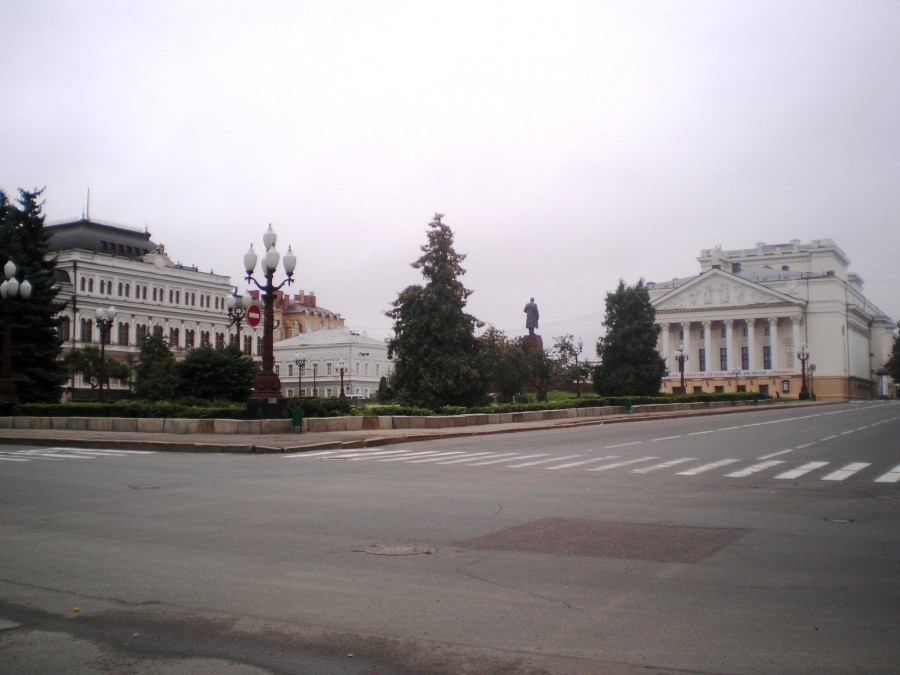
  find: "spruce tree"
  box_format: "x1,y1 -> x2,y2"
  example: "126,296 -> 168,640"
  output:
593,279 -> 666,396
0,188 -> 68,402
134,333 -> 177,401
387,214 -> 487,409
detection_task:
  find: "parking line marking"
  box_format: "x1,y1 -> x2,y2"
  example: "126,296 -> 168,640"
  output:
605,441 -> 642,449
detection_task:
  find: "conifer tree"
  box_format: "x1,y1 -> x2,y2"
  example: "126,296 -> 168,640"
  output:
134,333 -> 177,401
593,279 -> 666,396
387,214 -> 487,409
0,188 -> 68,402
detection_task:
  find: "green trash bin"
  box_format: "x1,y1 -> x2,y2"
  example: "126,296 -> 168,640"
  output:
291,408 -> 304,432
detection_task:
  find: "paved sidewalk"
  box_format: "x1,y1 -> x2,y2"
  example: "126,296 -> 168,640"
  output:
0,401 -> 827,454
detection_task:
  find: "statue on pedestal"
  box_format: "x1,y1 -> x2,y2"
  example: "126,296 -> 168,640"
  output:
524,297 -> 539,337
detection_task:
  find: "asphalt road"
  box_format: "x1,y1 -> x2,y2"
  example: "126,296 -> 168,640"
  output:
1,401 -> 898,674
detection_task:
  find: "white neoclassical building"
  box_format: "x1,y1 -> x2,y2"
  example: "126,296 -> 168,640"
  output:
648,239 -> 895,401
273,328 -> 391,399
48,217 -> 237,396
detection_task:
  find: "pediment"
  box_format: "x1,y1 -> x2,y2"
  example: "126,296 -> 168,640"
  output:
652,269 -> 801,312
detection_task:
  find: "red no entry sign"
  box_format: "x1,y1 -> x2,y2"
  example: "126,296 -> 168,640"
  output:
246,304 -> 261,327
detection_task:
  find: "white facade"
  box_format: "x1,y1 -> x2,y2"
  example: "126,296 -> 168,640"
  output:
49,218 -> 237,394
648,239 -> 895,400
273,328 -> 391,399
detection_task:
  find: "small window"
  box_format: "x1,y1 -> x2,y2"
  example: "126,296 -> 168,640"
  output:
782,380 -> 791,393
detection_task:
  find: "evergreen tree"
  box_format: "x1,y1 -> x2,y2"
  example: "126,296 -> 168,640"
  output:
134,333 -> 177,400
387,214 -> 487,409
0,188 -> 68,402
885,332 -> 900,388
176,344 -> 259,402
593,279 -> 666,396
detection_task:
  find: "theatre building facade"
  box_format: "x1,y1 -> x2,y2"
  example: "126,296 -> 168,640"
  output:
648,240 -> 895,401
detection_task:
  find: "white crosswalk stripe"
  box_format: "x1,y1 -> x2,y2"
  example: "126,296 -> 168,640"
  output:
282,448 -> 898,485
726,460 -> 786,478
822,462 -> 871,481
0,447 -> 156,462
775,461 -> 830,480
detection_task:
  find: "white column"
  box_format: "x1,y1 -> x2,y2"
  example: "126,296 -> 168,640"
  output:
791,315 -> 802,369
768,317 -> 779,369
747,319 -> 757,370
703,320 -> 712,373
661,323 -> 670,371
724,319 -> 734,371
681,322 -> 692,372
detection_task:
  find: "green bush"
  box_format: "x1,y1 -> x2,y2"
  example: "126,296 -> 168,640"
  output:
14,401 -> 246,419
285,397 -> 355,418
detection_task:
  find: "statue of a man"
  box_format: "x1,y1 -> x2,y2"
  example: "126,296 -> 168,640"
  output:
524,297 -> 539,336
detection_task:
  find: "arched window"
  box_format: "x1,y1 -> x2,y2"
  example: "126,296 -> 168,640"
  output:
88,278 -> 94,293
58,317 -> 71,341
80,277 -> 86,292
80,318 -> 93,342
117,323 -> 130,346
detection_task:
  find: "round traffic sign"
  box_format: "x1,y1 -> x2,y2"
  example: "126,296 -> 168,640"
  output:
246,304 -> 262,327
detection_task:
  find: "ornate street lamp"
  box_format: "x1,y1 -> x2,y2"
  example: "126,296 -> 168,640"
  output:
294,352 -> 306,397
674,344 -> 688,392
0,261 -> 33,403
337,358 -> 347,399
312,362 -> 318,397
731,368 -> 741,392
243,224 -> 297,402
225,290 -> 247,349
575,338 -> 584,397
797,345 -> 810,400
809,364 -> 816,400
94,305 -> 117,401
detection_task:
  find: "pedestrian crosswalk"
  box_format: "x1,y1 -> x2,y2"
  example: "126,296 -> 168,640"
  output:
0,447 -> 156,463
286,447 -> 900,484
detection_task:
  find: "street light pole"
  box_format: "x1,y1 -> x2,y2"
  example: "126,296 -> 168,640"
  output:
797,345 -> 810,400
674,344 -> 688,393
312,362 -> 318,397
294,352 -> 306,397
337,358 -> 347,399
575,338 -> 583,397
0,261 -> 33,404
94,305 -> 117,402
225,290 -> 247,350
243,225 -> 297,401
809,364 -> 816,400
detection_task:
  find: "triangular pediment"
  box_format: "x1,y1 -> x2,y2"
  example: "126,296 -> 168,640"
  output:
652,269 -> 803,312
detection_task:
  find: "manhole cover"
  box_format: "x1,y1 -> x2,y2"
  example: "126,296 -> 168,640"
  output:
354,545 -> 437,556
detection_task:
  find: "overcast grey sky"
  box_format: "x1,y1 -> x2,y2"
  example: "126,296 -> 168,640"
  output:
3,0 -> 898,353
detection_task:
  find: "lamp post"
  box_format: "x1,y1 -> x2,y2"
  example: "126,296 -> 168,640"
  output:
731,368 -> 741,392
809,364 -> 816,400
94,305 -> 117,402
0,261 -> 33,403
337,358 -> 347,399
574,338 -> 584,397
294,352 -> 306,397
225,290 -> 247,350
312,362 -> 318,397
243,225 -> 297,402
674,344 -> 688,392
797,345 -> 810,400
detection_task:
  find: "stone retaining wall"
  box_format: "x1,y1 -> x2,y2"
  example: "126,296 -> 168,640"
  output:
0,400 -> 769,434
